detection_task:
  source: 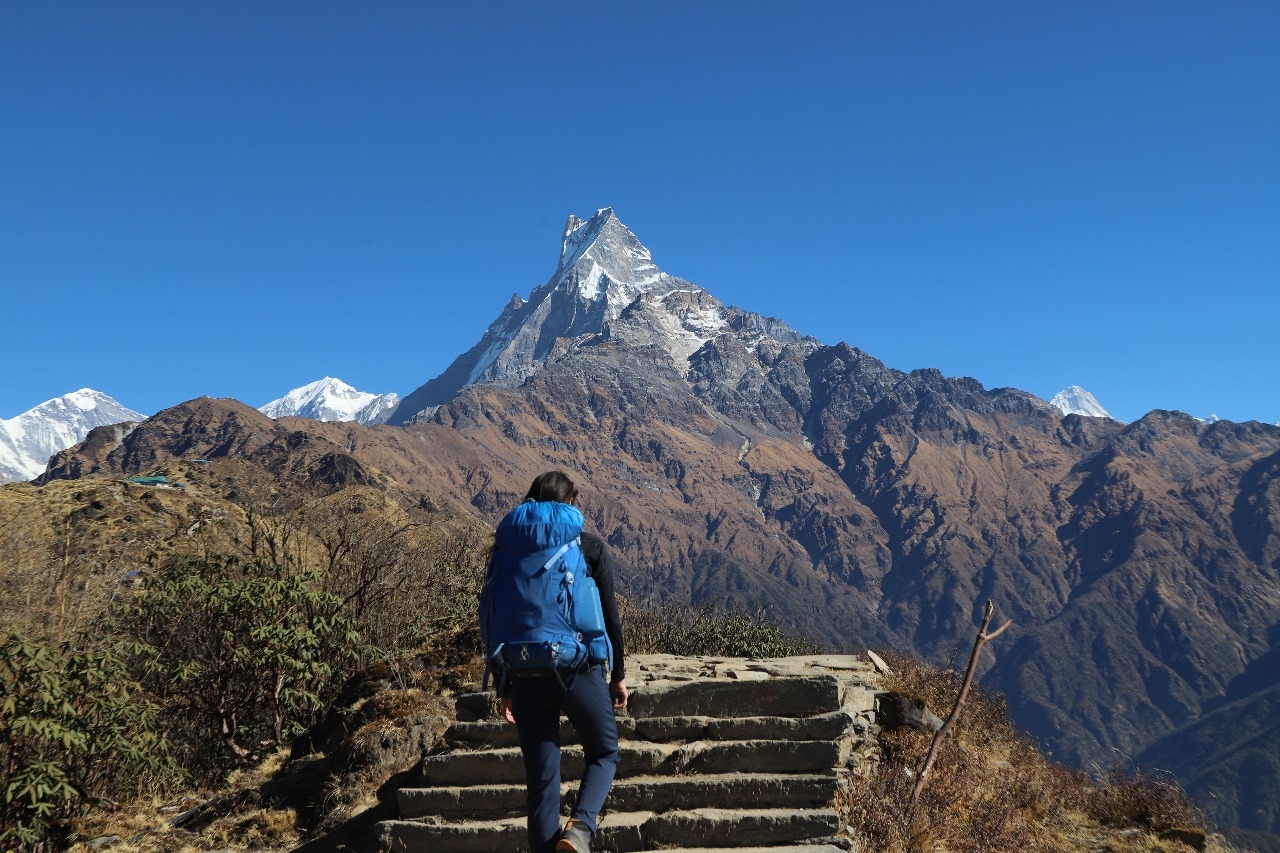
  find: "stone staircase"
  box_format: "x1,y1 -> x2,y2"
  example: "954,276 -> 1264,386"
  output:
375,654 -> 883,852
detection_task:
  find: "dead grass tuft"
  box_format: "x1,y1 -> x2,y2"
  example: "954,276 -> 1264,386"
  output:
224,748 -> 292,791
1088,766 -> 1207,833
200,806 -> 299,849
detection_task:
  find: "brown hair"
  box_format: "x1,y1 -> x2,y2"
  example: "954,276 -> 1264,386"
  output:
524,471 -> 578,504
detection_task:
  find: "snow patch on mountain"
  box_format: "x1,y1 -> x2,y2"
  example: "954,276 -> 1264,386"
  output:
652,290 -> 729,367
260,377 -> 399,425
1050,386 -> 1114,420
0,390 -> 146,482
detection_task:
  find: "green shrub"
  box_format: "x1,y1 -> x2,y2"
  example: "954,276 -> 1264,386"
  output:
1,627 -> 171,849
117,554 -> 366,782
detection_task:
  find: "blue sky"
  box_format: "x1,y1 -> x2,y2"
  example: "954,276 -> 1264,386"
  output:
2,2 -> 1277,425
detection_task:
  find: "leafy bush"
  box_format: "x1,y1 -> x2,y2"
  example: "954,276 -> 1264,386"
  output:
1,626 -> 172,849
116,554 -> 366,782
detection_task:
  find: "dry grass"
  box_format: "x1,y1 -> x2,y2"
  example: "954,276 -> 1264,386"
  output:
224,748 -> 293,792
0,477 -> 245,642
618,594 -> 823,657
839,649 -> 1219,853
62,746 -> 303,853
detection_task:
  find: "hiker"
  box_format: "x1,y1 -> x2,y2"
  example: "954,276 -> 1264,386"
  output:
481,471 -> 628,853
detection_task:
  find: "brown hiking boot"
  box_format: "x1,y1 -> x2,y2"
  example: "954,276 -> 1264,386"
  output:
555,818 -> 593,852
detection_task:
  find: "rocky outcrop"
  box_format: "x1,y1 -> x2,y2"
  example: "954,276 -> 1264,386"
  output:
376,654 -> 881,852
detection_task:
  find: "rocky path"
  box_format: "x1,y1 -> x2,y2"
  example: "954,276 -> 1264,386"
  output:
375,654 -> 883,852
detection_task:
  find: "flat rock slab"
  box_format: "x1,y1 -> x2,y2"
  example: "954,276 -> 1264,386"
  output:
446,708 -> 866,746
628,675 -> 844,719
642,807 -> 841,849
423,742 -> 681,785
398,782 -> 528,819
704,709 -> 861,741
398,772 -> 843,820
661,848 -> 847,853
422,737 -> 846,786
677,738 -> 847,775
378,812 -> 847,853
444,718 -> 563,748
377,817 -> 526,853
626,653 -> 874,678
608,772 -> 841,812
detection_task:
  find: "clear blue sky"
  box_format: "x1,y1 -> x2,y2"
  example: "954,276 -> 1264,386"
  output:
2,2 -> 1277,425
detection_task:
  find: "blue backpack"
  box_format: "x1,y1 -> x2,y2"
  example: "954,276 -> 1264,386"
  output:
479,500 -> 610,685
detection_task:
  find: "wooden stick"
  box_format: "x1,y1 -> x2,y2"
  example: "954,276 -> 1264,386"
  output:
907,601 -> 1011,816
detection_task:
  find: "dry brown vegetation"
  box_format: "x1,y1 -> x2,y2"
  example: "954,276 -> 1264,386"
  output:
1,456 -> 491,851
0,457 -> 488,649
4,443 -> 1256,852
618,594 -> 823,658
840,649 -> 1242,853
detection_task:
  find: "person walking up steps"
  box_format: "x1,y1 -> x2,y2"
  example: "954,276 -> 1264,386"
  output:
479,471 -> 629,853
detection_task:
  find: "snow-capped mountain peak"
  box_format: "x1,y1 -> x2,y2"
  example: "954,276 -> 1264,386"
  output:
259,377 -> 399,425
556,208 -> 667,314
390,209 -> 710,423
0,389 -> 146,482
1050,386 -> 1113,419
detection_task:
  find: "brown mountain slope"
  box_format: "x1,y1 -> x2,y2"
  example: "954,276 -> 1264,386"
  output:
11,399 -> 487,646
36,350 -> 1280,833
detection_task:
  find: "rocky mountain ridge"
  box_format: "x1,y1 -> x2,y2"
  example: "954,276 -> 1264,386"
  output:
32,212 -> 1280,835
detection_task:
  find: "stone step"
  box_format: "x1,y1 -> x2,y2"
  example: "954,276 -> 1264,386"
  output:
653,849 -> 846,853
454,691 -> 496,722
627,676 -> 848,719
422,742 -> 678,786
377,807 -> 840,852
397,772 -> 844,819
443,708 -> 868,749
638,807 -> 840,849
454,673 -> 860,723
422,739 -> 848,786
390,657 -> 881,853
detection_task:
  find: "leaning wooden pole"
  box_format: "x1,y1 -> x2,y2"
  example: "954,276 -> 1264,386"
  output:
907,600 -> 1011,816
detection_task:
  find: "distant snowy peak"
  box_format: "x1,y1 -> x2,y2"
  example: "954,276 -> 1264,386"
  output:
259,377 -> 399,425
0,389 -> 145,482
1050,386 -> 1113,419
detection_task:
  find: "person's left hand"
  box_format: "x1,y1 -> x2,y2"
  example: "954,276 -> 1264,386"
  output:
610,678 -> 629,710
499,697 -> 516,724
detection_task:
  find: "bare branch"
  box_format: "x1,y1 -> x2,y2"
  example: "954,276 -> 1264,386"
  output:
907,600 -> 1012,816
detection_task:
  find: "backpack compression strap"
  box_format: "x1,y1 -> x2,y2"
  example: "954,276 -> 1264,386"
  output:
543,537 -> 580,572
